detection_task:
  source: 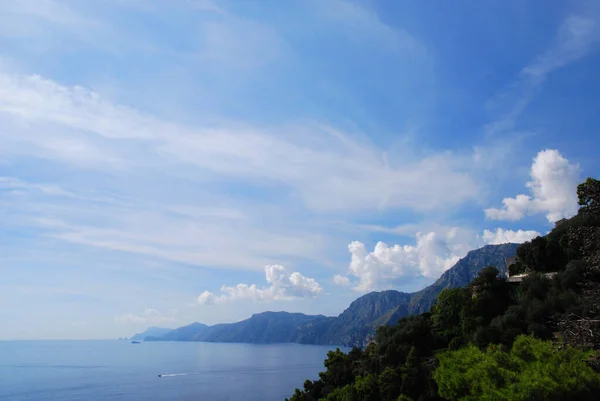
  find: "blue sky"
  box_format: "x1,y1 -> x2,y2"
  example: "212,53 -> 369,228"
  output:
1,0 -> 599,340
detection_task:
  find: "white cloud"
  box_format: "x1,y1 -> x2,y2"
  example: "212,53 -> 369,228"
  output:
481,228 -> 540,245
196,291 -> 218,305
485,149 -> 580,222
485,194 -> 532,221
333,274 -> 351,286
339,231 -> 465,292
335,225 -> 541,291
197,265 -> 322,305
115,308 -> 175,325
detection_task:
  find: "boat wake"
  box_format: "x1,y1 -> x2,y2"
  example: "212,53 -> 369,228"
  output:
158,372 -> 199,378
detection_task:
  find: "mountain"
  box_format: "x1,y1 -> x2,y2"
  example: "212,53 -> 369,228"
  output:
144,244 -> 519,345
145,313 -> 333,343
147,322 -> 208,341
314,243 -> 519,339
316,290 -> 412,345
129,326 -> 173,341
198,312 -> 333,343
408,243 -> 519,315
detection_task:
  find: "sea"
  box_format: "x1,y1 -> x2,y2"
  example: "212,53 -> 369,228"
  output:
0,340 -> 348,401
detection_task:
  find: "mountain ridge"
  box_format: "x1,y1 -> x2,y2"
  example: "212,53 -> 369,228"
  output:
143,243 -> 519,346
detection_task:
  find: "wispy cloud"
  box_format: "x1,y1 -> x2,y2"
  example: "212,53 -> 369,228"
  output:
199,15 -> 284,71
0,0 -> 95,38
0,178 -> 324,271
486,10 -> 600,137
522,15 -> 599,82
0,67 -> 479,213
313,0 -> 425,55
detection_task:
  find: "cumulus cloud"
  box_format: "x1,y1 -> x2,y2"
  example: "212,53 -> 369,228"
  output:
197,265 -> 322,305
485,149 -> 580,222
337,231 -> 465,292
333,274 -> 351,286
115,308 -> 175,325
335,226 -> 541,292
481,228 -> 540,245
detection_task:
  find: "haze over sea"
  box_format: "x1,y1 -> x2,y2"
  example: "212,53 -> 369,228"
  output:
0,341 -> 346,401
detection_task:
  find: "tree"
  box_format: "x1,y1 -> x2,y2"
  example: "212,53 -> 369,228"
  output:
578,178 -> 600,217
354,374 -> 380,401
434,335 -> 600,401
516,236 -> 567,273
399,346 -> 422,398
469,266 -> 511,329
323,384 -> 356,401
321,348 -> 356,389
378,367 -> 401,401
431,288 -> 470,346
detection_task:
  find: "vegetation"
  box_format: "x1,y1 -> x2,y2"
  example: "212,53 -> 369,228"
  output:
435,335 -> 599,401
287,178 -> 600,401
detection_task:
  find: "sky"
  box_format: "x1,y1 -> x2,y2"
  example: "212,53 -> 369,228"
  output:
1,0 -> 600,340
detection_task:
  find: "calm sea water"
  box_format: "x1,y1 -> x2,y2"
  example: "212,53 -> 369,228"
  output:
0,340 -> 348,401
